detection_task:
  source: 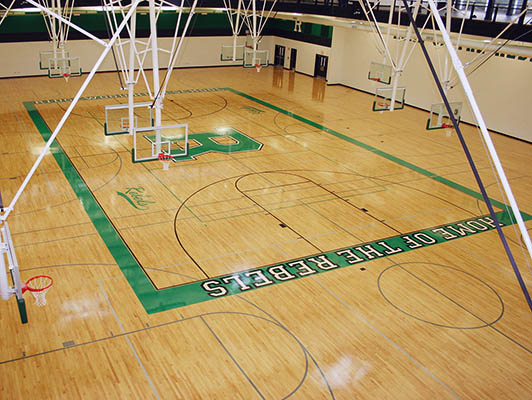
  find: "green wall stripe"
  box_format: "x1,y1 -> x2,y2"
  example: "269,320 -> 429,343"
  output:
0,12 -> 330,44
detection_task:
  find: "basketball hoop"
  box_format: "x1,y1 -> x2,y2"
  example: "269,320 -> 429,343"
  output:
442,123 -> 453,136
23,275 -> 53,306
255,64 -> 262,72
377,102 -> 389,114
63,73 -> 70,82
158,152 -> 173,170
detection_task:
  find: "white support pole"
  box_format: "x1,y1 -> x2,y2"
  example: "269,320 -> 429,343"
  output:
160,0 -> 199,97
252,0 -> 257,46
128,11 -> 137,136
396,0 -> 421,70
384,0 -> 395,64
0,0 -> 16,27
443,0 -> 452,90
0,227 -> 12,301
0,0 -> 142,222
252,0 -> 257,65
164,0 -> 186,76
389,0 -> 421,112
427,0 -> 532,261
0,223 -> 19,301
233,0 -> 242,61
388,74 -> 399,113
52,0 -> 58,59
58,0 -> 65,56
355,0 -> 396,69
232,34 -> 238,61
149,0 -> 162,155
0,257 -> 11,301
26,0 -> 107,46
3,222 -> 23,299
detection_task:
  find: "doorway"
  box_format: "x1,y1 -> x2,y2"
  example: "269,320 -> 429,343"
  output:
289,48 -> 297,70
274,45 -> 285,67
314,54 -> 328,78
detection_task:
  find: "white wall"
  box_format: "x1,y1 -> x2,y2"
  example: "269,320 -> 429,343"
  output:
329,26 -> 532,142
0,34 -> 329,79
266,37 -> 331,76
328,27 -> 346,85
0,36 -> 246,78
2,29 -> 529,142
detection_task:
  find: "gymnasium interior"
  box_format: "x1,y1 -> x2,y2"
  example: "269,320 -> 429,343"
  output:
1,0 -> 531,398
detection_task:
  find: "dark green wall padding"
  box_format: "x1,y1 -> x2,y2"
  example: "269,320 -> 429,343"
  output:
0,11 -> 332,46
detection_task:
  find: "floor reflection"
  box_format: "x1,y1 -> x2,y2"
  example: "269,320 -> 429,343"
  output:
272,66 -> 283,88
312,77 -> 326,101
288,70 -> 295,92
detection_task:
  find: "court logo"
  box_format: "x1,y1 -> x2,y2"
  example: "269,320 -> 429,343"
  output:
117,186 -> 155,210
144,128 -> 263,162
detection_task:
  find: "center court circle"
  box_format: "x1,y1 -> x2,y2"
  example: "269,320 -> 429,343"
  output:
377,262 -> 504,329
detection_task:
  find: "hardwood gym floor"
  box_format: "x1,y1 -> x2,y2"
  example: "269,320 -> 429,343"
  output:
0,66 -> 531,399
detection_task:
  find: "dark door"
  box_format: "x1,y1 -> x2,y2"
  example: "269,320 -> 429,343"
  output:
314,54 -> 328,78
289,48 -> 297,70
274,45 -> 285,67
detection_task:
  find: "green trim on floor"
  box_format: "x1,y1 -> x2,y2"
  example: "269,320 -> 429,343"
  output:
23,88 -> 531,314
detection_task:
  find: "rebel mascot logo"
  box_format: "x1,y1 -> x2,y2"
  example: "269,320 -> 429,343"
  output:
117,186 -> 155,210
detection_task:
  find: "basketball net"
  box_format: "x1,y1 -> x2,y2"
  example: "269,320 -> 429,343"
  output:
24,275 -> 53,307
158,152 -> 173,170
255,64 -> 262,72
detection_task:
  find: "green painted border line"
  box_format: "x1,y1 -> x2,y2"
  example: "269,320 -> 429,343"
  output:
23,102 -> 158,311
225,88 -> 531,219
197,211 -> 532,300
23,89 -> 532,314
33,84 -> 529,218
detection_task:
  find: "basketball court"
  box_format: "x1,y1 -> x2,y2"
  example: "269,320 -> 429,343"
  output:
1,0 -> 532,396
0,65 -> 531,398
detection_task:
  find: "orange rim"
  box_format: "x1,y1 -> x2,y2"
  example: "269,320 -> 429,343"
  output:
24,275 -> 53,293
158,153 -> 173,161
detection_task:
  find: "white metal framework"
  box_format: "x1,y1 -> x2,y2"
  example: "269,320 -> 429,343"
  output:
33,0 -> 81,79
104,102 -> 153,135
221,0 -> 277,70
360,0 -> 532,113
1,0 -> 142,224
133,123 -> 189,162
1,0 -> 530,320
353,0 -> 532,313
424,0 -> 532,262
0,0 -> 206,220
102,0 -> 198,159
0,221 -> 22,302
0,217 -> 26,322
222,0 -> 247,61
0,0 -> 15,26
